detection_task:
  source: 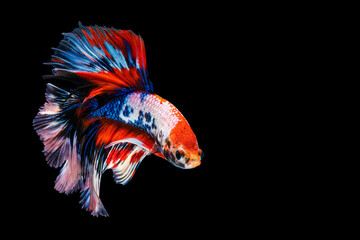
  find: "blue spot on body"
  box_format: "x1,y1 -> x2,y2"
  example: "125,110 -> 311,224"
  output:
151,118 -> 157,130
134,110 -> 144,126
124,110 -> 153,133
145,112 -> 152,123
123,105 -> 133,117
140,93 -> 147,103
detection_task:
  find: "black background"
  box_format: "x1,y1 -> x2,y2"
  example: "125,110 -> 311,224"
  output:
6,3 -> 304,235
10,5 -> 240,229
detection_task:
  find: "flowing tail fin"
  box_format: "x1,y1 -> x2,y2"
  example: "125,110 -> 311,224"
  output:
34,23 -> 156,216
33,83 -> 84,194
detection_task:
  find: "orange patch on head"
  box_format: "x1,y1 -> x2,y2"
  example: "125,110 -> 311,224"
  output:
169,119 -> 198,151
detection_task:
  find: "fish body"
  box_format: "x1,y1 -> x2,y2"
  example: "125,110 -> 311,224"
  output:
87,90 -> 201,169
33,23 -> 202,217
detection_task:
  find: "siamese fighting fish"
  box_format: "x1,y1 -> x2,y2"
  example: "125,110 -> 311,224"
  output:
33,24 -> 203,217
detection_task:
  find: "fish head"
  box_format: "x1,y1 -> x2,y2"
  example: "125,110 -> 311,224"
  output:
163,120 -> 203,169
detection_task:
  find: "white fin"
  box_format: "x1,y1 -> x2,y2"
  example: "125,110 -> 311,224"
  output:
110,146 -> 149,185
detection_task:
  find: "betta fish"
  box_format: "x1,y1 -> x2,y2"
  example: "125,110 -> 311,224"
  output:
33,23 -> 203,217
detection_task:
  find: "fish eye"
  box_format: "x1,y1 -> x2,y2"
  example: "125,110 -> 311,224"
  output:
175,149 -> 185,161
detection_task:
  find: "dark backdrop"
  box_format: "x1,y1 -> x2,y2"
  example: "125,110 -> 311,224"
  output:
13,5 -> 239,228
6,3 -> 298,235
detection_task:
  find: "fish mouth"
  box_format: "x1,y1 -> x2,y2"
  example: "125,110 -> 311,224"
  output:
184,149 -> 203,169
167,155 -> 201,169
184,158 -> 201,169
184,151 -> 203,169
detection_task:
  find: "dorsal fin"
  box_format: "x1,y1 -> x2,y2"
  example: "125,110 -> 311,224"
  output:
46,23 -> 153,99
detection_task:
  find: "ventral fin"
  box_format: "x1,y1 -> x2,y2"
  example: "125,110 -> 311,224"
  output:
108,145 -> 149,185
105,142 -> 134,168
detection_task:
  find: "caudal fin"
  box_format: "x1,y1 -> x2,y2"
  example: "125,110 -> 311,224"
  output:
35,23 -> 157,216
33,83 -> 83,194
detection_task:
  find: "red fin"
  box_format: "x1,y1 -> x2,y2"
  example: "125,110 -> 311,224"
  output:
46,24 -> 153,100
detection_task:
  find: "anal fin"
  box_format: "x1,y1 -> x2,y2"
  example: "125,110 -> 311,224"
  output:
78,142 -> 149,217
